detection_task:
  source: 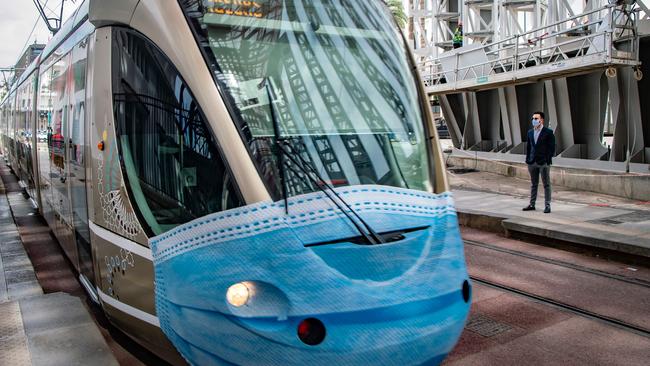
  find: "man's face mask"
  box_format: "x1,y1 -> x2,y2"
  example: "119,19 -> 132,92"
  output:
532,118 -> 541,127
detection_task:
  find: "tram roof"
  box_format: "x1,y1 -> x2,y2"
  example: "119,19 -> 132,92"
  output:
39,0 -> 90,65
4,0 -> 90,97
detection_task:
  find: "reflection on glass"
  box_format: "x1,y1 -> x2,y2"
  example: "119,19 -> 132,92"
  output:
37,67 -> 53,210
112,29 -> 243,236
15,74 -> 36,195
48,56 -> 74,226
181,0 -> 433,199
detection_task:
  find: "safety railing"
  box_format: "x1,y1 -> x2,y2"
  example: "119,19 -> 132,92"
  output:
420,4 -> 640,91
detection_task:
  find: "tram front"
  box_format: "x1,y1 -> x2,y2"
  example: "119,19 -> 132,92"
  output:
151,0 -> 471,364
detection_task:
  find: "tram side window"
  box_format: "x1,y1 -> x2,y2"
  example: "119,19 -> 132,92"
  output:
37,67 -> 54,195
7,94 -> 15,155
112,28 -> 243,236
0,103 -> 6,152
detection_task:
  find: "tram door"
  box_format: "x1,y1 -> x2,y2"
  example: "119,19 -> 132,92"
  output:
47,53 -> 79,269
69,39 -> 94,285
37,65 -> 54,225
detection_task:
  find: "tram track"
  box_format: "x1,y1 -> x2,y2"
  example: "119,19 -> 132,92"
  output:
464,239 -> 650,289
470,276 -> 650,339
464,238 -> 650,339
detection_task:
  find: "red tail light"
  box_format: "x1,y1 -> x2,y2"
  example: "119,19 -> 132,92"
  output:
297,318 -> 326,346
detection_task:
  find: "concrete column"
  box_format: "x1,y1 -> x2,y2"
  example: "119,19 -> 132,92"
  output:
498,87 -> 513,149
440,93 -> 464,148
509,83 -> 544,154
563,71 -> 608,160
463,92 -> 482,150
476,89 -> 502,151
502,85 -> 524,153
544,78 -> 574,154
609,67 -> 645,163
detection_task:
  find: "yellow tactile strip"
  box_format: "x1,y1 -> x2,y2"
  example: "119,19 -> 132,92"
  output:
0,301 -> 32,366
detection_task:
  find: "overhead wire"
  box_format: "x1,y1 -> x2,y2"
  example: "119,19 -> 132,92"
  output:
16,10 -> 45,64
14,0 -> 52,69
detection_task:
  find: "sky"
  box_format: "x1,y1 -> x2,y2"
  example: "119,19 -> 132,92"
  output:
0,0 -> 76,68
0,0 -> 409,67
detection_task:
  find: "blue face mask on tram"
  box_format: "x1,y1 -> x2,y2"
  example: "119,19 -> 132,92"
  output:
532,118 -> 541,127
149,185 -> 470,366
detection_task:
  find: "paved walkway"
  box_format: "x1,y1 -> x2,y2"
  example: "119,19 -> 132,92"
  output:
0,166 -> 117,366
449,170 -> 650,258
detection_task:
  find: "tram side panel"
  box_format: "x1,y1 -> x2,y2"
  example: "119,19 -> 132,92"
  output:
1,20 -> 177,361
86,27 -> 181,362
10,89 -> 21,171
28,72 -> 39,203
0,61 -> 41,209
14,75 -> 34,192
69,37 -> 96,293
0,98 -> 6,158
36,65 -> 55,228
37,48 -> 78,268
0,102 -> 5,155
6,91 -> 16,168
1,96 -> 7,159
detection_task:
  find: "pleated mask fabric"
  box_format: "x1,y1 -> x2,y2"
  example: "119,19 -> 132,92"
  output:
150,185 -> 470,366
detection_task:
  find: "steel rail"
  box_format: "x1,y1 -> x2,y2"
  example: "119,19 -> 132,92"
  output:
464,239 -> 650,288
470,276 -> 650,339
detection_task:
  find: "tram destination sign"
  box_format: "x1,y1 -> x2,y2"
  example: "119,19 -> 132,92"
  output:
206,0 -> 266,18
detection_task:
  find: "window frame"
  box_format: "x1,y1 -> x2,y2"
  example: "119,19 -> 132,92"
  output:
111,26 -> 245,237
177,0 -> 438,199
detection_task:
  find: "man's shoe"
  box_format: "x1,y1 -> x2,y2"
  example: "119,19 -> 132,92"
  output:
522,205 -> 535,211
544,206 -> 551,213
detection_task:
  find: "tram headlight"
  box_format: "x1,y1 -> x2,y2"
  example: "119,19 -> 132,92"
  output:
226,282 -> 251,307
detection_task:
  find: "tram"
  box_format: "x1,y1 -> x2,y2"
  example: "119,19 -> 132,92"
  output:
0,0 -> 470,364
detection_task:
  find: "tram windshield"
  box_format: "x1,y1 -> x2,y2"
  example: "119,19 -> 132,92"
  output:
181,0 -> 434,199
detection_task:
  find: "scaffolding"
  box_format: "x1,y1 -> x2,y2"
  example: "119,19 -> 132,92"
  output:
417,3 -> 641,94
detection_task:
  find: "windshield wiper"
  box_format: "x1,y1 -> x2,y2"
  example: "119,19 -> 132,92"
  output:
280,142 -> 385,245
262,78 -> 384,245
263,78 -> 289,214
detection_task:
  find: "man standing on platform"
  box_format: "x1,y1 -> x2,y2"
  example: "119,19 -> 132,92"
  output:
522,111 -> 555,213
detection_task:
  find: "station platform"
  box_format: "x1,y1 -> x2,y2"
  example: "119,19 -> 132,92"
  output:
450,169 -> 650,259
0,170 -> 118,365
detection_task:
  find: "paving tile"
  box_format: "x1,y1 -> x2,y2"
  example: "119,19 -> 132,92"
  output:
20,293 -> 94,335
5,269 -> 38,285
448,317 -> 650,366
2,254 -> 34,272
0,228 -> 20,236
7,281 -> 43,300
452,172 -> 650,258
20,293 -> 119,366
0,301 -> 31,366
1,240 -> 25,252
27,323 -> 119,366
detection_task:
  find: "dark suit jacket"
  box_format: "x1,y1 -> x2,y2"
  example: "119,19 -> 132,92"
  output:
526,126 -> 556,165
